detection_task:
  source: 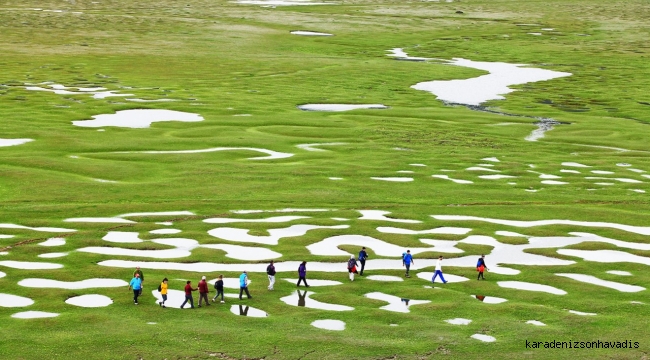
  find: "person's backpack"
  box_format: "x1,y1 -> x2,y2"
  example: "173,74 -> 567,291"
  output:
214,281 -> 219,289
157,283 -> 162,292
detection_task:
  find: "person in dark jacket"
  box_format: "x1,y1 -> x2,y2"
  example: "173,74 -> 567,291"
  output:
212,275 -> 225,303
477,254 -> 489,280
297,261 -> 310,287
347,255 -> 359,281
180,280 -> 197,309
267,260 -> 276,291
197,276 -> 210,307
358,247 -> 368,276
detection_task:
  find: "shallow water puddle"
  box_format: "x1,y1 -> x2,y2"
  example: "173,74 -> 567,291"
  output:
311,319 -> 345,330
569,310 -> 596,316
366,275 -> 403,282
562,162 -> 590,168
555,273 -> 644,292
291,31 -> 333,36
11,311 -> 59,319
38,238 -> 65,247
541,180 -> 568,185
156,222 -> 173,226
389,49 -> 571,106
280,290 -> 353,311
431,175 -> 473,184
149,229 -> 182,235
230,305 -> 268,317
472,295 -> 508,304
0,271 -> 4,278
119,211 -> 194,217
231,209 -> 333,214
283,279 -> 342,286
561,169 -> 581,174
364,292 -> 430,313
497,281 -> 566,295
479,175 -> 516,180
370,177 -> 414,182
72,109 -> 203,128
208,224 -> 348,245
586,177 -> 642,183
19,278 -> 128,290
409,164 -> 427,167
115,147 -> 293,160
445,318 -> 472,325
417,272 -> 469,283
296,142 -> 346,151
0,294 -> 34,307
0,139 -> 33,147
467,167 -> 500,172
38,252 -> 69,258
482,157 -> 500,162
358,210 -> 421,223
557,249 -> 650,266
377,226 -> 470,235
606,270 -> 632,276
526,320 -> 546,326
204,215 -> 309,224
103,231 -> 143,243
471,334 -> 496,342
495,231 -> 528,237
65,294 -> 113,307
236,0 -> 332,5
0,261 -> 63,270
298,104 -> 387,111
64,217 -> 135,224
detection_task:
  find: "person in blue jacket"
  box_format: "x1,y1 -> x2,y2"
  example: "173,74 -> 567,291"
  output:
403,250 -> 414,278
128,273 -> 142,305
358,247 -> 368,276
239,271 -> 252,300
477,254 -> 489,280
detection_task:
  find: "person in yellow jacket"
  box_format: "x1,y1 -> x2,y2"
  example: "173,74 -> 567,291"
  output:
158,278 -> 168,308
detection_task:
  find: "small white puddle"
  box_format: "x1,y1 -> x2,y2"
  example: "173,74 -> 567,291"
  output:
296,142 -> 346,152
472,295 -> 507,304
417,272 -> 469,283
282,279 -> 342,286
467,167 -> 500,172
156,222 -> 173,226
377,226 -> 470,235
586,177 -> 642,184
125,98 -> 176,103
0,139 -> 34,147
562,162 -> 590,168
65,294 -> 113,307
371,177 -> 414,182
358,210 -> 421,223
0,271 -> 5,278
558,249 -> 650,265
18,278 -> 128,289
0,293 -> 34,307
11,311 -> 59,319
311,319 -> 345,330
149,229 -> 182,235
64,217 -> 135,224
482,157 -> 500,162
595,182 -> 614,186
445,318 -> 472,325
119,211 -> 194,217
471,334 -> 496,342
497,281 -> 566,295
291,31 -> 333,36
115,147 -> 293,160
0,224 -> 75,233
591,170 -> 614,175
230,305 -> 268,317
479,175 -> 516,180
606,270 -> 632,276
495,231 -> 528,237
204,215 -> 309,224
0,235 -> 14,239
232,209 -> 333,214
208,224 -> 348,245
397,170 -> 414,174
366,275 -> 404,282
103,231 -> 143,243
280,290 -> 353,311
569,310 -> 596,316
526,320 -> 546,326
364,292 -> 430,313
0,261 -> 63,270
432,175 -> 473,184
556,273 -> 644,292
38,238 -> 65,247
298,104 -> 388,111
329,177 -> 343,180
561,169 -> 581,174
236,0 -> 332,5
631,189 -> 646,193
410,164 -> 427,167
72,109 -> 204,128
541,180 -> 568,185
38,252 -> 68,258
528,32 -> 542,36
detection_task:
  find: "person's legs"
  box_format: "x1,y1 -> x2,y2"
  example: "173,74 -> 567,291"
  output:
133,289 -> 139,303
161,294 -> 167,307
268,275 -> 275,290
219,290 -> 224,302
349,270 -> 354,281
198,293 -> 203,307
405,264 -> 411,277
239,287 -> 244,299
360,260 -> 366,276
297,277 -> 305,286
188,296 -> 194,308
479,271 -> 485,280
243,287 -> 251,298
439,271 -> 447,283
432,271 -> 439,283
181,296 -> 189,309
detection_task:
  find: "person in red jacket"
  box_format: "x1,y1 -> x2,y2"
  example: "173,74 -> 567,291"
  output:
181,280 -> 197,309
198,276 -> 210,307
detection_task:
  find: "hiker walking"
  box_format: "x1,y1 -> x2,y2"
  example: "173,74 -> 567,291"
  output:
297,261 -> 310,287
477,254 -> 489,280
403,250 -> 414,277
180,280 -> 197,309
239,271 -> 252,300
212,275 -> 225,303
158,278 -> 168,308
347,255 -> 359,281
358,247 -> 368,276
267,260 -> 276,290
431,256 -> 448,284
198,276 -> 210,307
128,273 -> 142,305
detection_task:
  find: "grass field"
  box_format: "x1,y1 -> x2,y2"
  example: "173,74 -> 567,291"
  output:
1,0 -> 650,359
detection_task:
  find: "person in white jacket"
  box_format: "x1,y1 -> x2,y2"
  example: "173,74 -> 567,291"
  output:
431,256 -> 448,284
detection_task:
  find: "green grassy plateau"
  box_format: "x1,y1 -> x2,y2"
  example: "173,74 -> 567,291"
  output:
1,0 -> 649,359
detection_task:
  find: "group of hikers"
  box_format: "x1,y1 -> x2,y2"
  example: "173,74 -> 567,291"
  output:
127,249 -> 490,307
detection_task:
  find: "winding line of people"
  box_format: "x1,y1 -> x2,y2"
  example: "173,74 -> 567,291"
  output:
127,250 -> 491,306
